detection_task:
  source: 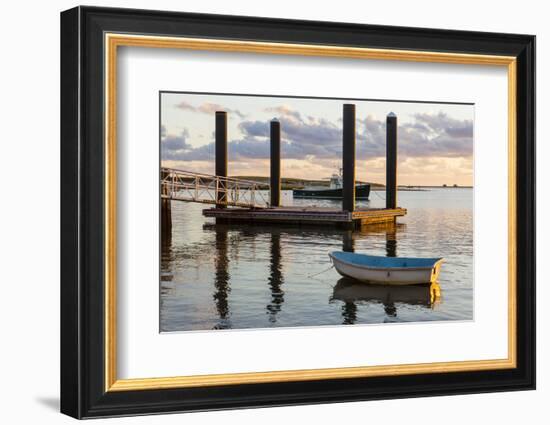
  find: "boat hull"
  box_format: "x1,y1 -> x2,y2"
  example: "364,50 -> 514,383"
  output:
329,253 -> 443,285
293,184 -> 370,200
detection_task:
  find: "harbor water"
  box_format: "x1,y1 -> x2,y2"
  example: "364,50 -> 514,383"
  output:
160,188 -> 473,332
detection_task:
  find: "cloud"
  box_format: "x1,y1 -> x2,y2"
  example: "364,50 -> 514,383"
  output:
174,101 -> 195,112
238,121 -> 268,138
162,106 -> 473,166
396,112 -> 473,158
238,106 -> 343,159
414,112 -> 473,138
161,128 -> 192,160
356,111 -> 473,160
263,105 -> 303,122
358,115 -> 386,157
175,101 -> 246,119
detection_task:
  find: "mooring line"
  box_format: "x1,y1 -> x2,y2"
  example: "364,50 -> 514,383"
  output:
372,190 -> 386,201
307,264 -> 335,278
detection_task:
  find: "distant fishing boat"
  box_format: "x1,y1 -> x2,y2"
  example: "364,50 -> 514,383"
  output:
329,251 -> 444,285
293,169 -> 370,200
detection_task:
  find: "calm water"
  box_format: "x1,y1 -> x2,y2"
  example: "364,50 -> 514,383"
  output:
160,188 -> 473,332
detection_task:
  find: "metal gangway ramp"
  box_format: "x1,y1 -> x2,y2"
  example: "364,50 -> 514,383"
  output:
161,167 -> 270,208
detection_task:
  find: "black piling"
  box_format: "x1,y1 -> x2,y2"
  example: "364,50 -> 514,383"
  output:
160,168 -> 172,241
386,112 -> 398,209
270,119 -> 281,207
215,111 -> 228,208
161,198 -> 172,242
342,104 -> 356,212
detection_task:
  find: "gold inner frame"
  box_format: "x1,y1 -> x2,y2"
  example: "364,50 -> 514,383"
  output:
104,33 -> 517,392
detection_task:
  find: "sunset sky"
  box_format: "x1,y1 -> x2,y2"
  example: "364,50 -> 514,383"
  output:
160,92 -> 474,186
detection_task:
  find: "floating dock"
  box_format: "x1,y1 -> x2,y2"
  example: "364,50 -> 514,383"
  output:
203,206 -> 407,228
161,105 -> 407,235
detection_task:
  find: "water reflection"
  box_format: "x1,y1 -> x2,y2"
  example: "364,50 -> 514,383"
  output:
160,214 -> 174,285
204,223 -> 395,326
343,230 -> 354,252
341,300 -> 357,325
331,278 -> 442,324
266,232 -> 285,322
202,222 -> 414,326
213,230 -> 231,329
160,191 -> 472,332
205,224 -> 288,325
386,228 -> 397,257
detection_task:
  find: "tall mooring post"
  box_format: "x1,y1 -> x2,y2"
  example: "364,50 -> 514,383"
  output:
270,119 -> 281,207
386,112 -> 398,209
160,168 -> 172,241
161,198 -> 172,241
342,104 -> 356,212
215,111 -> 228,208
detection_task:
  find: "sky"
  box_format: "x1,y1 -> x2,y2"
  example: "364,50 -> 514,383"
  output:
160,92 -> 474,186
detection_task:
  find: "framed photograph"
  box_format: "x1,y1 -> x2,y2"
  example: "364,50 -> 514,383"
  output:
60,6 -> 535,419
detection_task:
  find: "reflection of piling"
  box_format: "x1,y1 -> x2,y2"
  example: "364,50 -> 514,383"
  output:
384,301 -> 397,317
342,230 -> 354,252
342,302 -> 357,325
213,229 -> 230,324
215,111 -> 228,208
385,228 -> 397,257
386,112 -> 397,210
267,232 -> 284,322
270,119 -> 281,207
342,104 -> 356,212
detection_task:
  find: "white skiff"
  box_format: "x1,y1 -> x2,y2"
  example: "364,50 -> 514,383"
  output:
329,251 -> 444,285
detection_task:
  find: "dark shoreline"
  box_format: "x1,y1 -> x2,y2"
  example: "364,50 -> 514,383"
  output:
231,175 -> 473,191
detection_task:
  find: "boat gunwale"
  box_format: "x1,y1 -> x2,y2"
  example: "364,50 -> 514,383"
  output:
328,253 -> 444,272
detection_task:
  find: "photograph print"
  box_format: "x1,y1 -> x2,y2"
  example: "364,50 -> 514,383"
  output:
159,92 -> 474,332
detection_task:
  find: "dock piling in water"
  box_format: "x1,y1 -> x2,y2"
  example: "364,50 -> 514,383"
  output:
342,104 -> 356,213
386,112 -> 397,210
160,168 -> 172,239
215,111 -> 228,208
161,198 -> 172,240
270,119 -> 281,207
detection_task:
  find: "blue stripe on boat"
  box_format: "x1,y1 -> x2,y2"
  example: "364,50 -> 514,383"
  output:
330,251 -> 442,269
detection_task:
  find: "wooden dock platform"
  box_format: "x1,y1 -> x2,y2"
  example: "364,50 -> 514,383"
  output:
203,206 -> 407,228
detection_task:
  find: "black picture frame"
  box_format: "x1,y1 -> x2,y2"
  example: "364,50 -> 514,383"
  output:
60,5 -> 535,419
